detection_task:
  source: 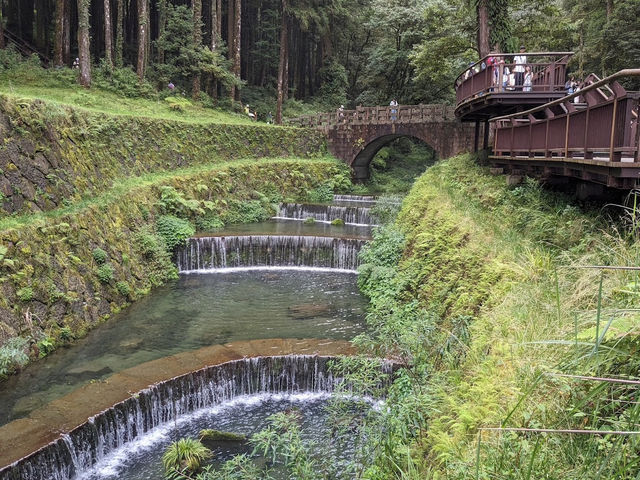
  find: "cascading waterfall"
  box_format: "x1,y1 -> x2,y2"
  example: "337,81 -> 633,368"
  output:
176,235 -> 366,272
0,356 -> 392,480
275,203 -> 374,226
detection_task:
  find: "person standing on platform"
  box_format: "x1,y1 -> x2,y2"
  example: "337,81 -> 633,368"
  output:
514,46 -> 527,90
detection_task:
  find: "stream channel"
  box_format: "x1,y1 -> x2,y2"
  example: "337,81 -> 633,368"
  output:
0,195 -> 380,480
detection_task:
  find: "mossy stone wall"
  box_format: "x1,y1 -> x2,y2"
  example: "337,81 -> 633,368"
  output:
0,95 -> 326,217
0,159 -> 346,361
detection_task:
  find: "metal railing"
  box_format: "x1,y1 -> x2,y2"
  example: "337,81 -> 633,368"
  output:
288,104 -> 457,128
491,69 -> 640,163
454,52 -> 573,107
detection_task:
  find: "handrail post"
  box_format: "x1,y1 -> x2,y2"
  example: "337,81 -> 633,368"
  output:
609,96 -> 619,161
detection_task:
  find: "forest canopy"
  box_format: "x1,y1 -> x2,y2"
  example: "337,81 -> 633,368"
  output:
0,0 -> 638,117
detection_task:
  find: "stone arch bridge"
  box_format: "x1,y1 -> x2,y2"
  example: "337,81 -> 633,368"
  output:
289,105 -> 478,180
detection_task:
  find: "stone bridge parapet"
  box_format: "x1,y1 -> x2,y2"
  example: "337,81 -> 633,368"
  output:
289,104 -> 477,179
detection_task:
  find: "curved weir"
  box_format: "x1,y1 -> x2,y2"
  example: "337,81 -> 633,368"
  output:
275,203 -> 375,226
0,339 -> 391,480
176,235 -> 366,272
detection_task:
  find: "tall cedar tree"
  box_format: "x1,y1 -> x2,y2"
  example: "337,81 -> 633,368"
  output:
77,0 -> 91,86
137,0 -> 148,80
192,0 -> 202,98
276,0 -> 288,124
104,0 -> 114,67
54,0 -> 64,65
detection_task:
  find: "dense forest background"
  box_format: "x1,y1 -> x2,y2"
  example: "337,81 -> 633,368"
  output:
0,0 -> 638,120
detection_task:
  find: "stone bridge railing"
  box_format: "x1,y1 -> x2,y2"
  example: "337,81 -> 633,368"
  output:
288,104 -> 457,128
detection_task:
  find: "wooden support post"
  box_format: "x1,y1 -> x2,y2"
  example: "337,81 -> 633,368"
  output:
474,121 -> 480,152
483,120 -> 490,150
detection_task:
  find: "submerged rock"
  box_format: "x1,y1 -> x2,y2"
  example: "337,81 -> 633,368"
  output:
199,429 -> 247,442
288,303 -> 331,319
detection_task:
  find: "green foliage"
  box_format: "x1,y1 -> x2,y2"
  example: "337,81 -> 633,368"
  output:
307,182 -> 334,203
96,263 -> 115,284
116,281 -> 132,298
151,4 -> 237,93
156,186 -> 212,218
222,200 -> 271,224
155,215 -> 196,250
331,218 -> 344,226
304,217 -> 316,224
92,248 -> 108,265
195,214 -> 224,231
16,287 -> 34,302
0,337 -> 29,378
37,337 -> 55,357
162,438 -> 212,476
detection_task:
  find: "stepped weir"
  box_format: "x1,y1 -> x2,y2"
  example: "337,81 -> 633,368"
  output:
176,235 -> 367,272
0,195 -> 382,479
0,340 -> 381,480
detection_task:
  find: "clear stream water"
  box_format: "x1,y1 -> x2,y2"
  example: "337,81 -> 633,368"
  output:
0,214 -> 372,427
0,198 -> 377,480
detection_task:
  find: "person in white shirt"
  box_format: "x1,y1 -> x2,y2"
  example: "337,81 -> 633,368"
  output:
514,46 -> 527,90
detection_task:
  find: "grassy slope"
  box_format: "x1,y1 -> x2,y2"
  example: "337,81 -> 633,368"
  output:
0,64 -> 253,125
360,154 -> 640,478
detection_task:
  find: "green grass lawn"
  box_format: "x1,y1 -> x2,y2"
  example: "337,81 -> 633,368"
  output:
0,62 -> 259,125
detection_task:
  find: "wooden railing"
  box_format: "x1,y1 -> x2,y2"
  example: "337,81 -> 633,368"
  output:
288,104 -> 457,128
454,52 -> 573,107
491,69 -> 640,163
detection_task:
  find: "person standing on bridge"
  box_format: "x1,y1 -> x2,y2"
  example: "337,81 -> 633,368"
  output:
390,99 -> 398,121
514,46 -> 527,90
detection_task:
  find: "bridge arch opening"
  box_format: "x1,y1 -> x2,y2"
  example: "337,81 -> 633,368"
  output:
351,135 -> 437,184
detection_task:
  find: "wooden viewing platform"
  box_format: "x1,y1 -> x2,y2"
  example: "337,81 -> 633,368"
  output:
454,52 -> 573,122
489,69 -> 640,190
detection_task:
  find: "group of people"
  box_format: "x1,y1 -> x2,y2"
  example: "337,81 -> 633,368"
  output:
462,45 -> 532,91
486,45 -> 532,91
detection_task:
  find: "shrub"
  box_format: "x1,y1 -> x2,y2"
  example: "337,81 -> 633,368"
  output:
195,214 -> 224,231
133,226 -> 178,286
162,438 -> 211,475
222,200 -> 270,224
92,247 -> 108,265
307,182 -> 334,203
304,217 -> 317,224
97,263 -> 114,283
155,215 -> 195,250
116,281 -> 131,297
331,218 -> 345,226
37,337 -> 55,357
16,287 -> 34,302
0,337 -> 29,378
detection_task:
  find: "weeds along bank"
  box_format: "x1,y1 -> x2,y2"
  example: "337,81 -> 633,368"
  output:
358,154 -> 640,478
0,94 -> 326,217
0,138 -> 349,379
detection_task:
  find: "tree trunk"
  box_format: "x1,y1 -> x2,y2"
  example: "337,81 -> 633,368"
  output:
231,0 -> 241,100
192,0 -> 202,98
63,0 -> 70,64
116,0 -> 123,66
137,0 -> 148,81
477,0 -> 490,58
157,0 -> 166,63
77,0 -> 91,86
276,0 -> 288,124
0,1 -> 4,50
104,0 -> 113,67
606,0 -> 613,19
209,0 -> 220,98
54,0 -> 64,65
210,0 -> 219,50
